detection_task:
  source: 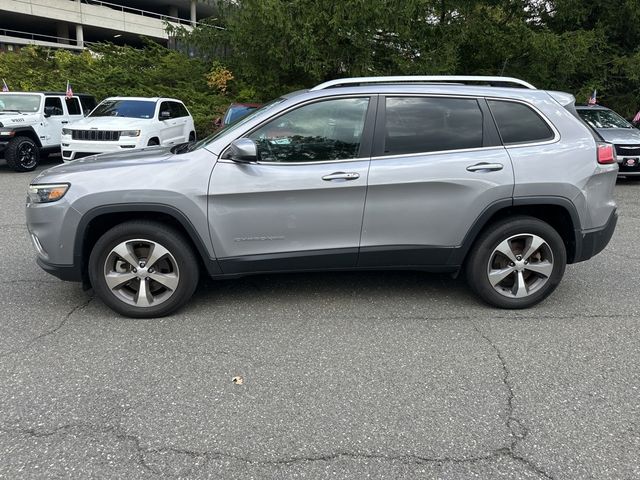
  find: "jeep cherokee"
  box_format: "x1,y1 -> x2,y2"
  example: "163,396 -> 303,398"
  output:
26,76 -> 618,318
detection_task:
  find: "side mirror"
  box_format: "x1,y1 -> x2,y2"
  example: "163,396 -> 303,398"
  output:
160,110 -> 171,120
226,138 -> 257,163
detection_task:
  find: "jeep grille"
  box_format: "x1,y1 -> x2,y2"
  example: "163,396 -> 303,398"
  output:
72,130 -> 121,141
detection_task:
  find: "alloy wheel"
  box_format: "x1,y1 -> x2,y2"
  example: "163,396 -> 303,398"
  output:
486,233 -> 554,299
103,239 -> 180,307
18,143 -> 37,170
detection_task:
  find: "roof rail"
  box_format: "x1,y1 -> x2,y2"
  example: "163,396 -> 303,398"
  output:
310,76 -> 536,91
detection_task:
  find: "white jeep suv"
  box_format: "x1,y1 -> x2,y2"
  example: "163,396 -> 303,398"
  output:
61,97 -> 195,161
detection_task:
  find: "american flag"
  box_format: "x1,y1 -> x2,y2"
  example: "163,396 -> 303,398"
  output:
1,79 -> 8,92
65,80 -> 73,99
587,89 -> 597,105
633,110 -> 640,124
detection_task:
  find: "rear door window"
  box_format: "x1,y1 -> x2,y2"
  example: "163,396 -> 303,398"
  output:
383,97 -> 484,156
65,97 -> 82,115
169,102 -> 188,118
487,100 -> 554,145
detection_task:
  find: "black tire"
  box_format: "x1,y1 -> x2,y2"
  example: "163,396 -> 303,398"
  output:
88,221 -> 200,318
188,131 -> 196,142
5,136 -> 40,172
465,216 -> 566,309
147,138 -> 160,147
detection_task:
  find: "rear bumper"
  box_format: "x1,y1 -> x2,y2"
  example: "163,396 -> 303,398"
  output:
573,209 -> 617,263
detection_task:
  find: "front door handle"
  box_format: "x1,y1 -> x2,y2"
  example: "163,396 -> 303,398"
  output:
466,163 -> 504,172
61,121 -> 69,124
322,172 -> 360,181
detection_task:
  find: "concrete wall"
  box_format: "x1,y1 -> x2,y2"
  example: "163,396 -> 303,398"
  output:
0,0 -> 188,40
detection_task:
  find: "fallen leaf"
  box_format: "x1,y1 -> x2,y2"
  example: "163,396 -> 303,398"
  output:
232,376 -> 244,385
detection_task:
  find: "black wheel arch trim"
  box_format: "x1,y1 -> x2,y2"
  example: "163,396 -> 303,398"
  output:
2,126 -> 43,147
74,203 -> 221,279
451,196 -> 583,265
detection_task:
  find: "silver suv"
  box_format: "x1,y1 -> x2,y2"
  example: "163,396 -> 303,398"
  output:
26,76 -> 619,318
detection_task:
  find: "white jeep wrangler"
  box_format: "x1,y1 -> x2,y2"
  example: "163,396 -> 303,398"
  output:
0,91 -> 96,172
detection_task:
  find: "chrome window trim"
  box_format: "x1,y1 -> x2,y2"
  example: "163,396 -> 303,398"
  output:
218,157 -> 371,166
219,94 -> 374,164
370,145 -> 506,161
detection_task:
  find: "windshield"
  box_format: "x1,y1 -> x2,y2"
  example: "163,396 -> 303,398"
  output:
187,98 -> 285,152
89,99 -> 156,119
0,94 -> 41,113
578,109 -> 633,129
225,105 -> 259,124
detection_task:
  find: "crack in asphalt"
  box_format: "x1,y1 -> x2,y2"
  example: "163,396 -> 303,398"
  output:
0,305 -> 560,478
0,322 -> 555,479
472,323 -> 554,480
0,422 -> 549,478
0,296 -> 93,360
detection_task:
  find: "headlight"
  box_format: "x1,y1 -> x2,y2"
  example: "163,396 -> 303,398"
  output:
62,128 -> 71,135
120,130 -> 141,137
28,183 -> 70,203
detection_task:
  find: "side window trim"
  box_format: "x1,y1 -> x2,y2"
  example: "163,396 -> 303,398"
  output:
485,97 -> 560,147
372,94 -> 489,158
478,98 -> 502,147
221,95 -> 378,165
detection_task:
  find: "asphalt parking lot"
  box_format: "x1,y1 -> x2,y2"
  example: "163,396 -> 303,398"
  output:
0,158 -> 639,479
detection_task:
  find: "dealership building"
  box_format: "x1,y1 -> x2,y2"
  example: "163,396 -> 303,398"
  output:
0,0 -> 216,52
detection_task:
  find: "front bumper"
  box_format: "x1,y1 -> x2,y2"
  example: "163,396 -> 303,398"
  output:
573,209 -> 617,263
36,257 -> 83,281
61,137 -> 143,161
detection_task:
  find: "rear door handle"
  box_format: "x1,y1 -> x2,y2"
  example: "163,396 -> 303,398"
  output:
322,172 -> 360,181
61,121 -> 69,124
466,163 -> 504,172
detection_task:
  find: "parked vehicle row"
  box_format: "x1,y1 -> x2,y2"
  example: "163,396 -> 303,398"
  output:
0,92 -> 195,171
576,105 -> 640,179
26,75 -> 619,318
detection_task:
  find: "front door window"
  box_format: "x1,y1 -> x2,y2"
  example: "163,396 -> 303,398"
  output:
248,97 -> 370,163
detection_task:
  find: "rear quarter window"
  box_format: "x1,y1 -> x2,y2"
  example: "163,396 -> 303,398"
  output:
487,100 -> 554,145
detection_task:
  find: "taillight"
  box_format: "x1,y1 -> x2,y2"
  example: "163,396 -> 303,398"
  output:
597,143 -> 616,165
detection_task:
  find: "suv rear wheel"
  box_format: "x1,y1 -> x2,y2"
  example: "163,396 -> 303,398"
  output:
88,221 -> 200,318
5,136 -> 40,172
466,216 -> 566,309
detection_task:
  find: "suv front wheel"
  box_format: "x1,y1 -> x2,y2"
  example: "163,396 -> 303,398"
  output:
88,221 -> 200,318
5,136 -> 40,172
466,216 -> 566,309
